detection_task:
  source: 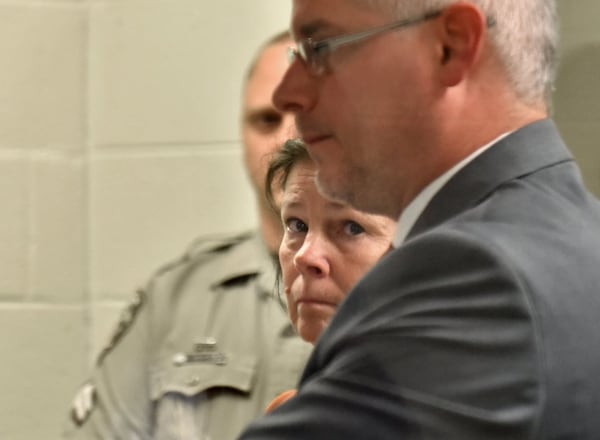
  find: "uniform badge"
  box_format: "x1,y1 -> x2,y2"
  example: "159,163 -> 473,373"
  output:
172,337 -> 228,366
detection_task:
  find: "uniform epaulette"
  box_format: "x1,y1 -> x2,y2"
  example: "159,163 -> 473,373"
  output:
184,230 -> 255,259
150,230 -> 255,282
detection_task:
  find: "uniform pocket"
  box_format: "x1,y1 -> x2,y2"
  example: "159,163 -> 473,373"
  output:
150,354 -> 257,440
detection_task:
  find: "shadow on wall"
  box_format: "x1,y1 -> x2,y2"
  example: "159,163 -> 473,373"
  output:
553,42 -> 600,196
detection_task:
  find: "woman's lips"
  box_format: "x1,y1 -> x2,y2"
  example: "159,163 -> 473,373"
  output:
295,295 -> 338,313
296,298 -> 335,306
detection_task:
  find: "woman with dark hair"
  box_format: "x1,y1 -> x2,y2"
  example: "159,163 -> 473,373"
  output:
263,138 -> 396,412
266,138 -> 396,345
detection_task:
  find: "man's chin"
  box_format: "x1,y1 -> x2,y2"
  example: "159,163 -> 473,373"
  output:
314,173 -> 352,204
316,174 -> 390,215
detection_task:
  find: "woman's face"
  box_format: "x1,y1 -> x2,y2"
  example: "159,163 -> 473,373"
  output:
279,159 -> 396,344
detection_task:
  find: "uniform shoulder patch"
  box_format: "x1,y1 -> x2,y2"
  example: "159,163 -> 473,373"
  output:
96,289 -> 146,366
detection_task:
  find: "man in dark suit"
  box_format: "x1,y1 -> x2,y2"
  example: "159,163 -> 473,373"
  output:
239,0 -> 600,438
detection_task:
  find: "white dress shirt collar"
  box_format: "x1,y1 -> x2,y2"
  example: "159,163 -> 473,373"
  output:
393,132 -> 511,247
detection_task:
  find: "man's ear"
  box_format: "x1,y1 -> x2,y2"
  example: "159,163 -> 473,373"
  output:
435,3 -> 487,87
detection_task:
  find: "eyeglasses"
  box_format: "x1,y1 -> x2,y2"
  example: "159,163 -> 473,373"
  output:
287,10 -> 442,76
288,10 -> 496,76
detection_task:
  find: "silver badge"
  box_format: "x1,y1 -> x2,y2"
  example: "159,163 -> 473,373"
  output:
172,337 -> 227,366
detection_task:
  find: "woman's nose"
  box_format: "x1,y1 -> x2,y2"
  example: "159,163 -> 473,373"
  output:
293,235 -> 330,277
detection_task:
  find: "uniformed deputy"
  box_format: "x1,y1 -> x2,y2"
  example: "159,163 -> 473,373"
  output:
64,31 -> 312,439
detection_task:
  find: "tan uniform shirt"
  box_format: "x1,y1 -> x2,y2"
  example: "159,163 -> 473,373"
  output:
65,231 -> 312,440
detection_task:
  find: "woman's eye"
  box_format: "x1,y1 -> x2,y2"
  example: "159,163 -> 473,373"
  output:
286,218 -> 308,234
344,221 -> 365,236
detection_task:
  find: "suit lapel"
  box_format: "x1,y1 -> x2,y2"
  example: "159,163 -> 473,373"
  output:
406,119 -> 574,241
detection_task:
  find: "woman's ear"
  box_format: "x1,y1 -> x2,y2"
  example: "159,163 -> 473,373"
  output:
435,3 -> 487,87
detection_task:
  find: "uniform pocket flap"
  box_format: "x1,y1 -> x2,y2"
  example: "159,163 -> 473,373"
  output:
151,353 -> 257,400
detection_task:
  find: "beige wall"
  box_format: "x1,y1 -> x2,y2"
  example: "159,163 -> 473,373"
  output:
0,1 -> 289,439
0,1 -> 598,439
555,0 -> 600,196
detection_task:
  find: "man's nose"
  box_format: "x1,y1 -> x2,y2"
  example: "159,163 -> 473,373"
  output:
272,60 -> 317,114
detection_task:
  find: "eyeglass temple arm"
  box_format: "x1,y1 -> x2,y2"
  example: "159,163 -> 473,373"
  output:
324,10 -> 443,52
322,10 -> 495,53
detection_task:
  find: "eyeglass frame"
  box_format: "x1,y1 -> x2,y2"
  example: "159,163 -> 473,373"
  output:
287,10 -> 496,76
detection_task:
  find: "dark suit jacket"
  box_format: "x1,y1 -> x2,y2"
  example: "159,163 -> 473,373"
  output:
239,119 -> 600,439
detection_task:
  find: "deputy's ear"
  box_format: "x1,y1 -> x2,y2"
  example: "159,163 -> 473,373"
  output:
435,3 -> 486,87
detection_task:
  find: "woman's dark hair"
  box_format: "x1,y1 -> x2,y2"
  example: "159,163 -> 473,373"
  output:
265,138 -> 311,213
265,138 -> 311,308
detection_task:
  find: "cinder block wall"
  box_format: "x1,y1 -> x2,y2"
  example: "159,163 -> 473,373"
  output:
0,1 -> 597,439
555,0 -> 600,196
0,1 -> 289,439
0,3 -> 88,439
